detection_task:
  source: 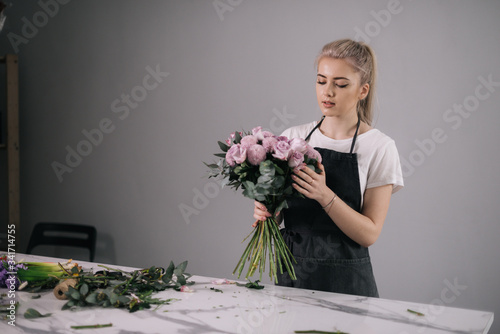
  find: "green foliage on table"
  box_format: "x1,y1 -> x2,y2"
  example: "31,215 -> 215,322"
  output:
61,261 -> 192,313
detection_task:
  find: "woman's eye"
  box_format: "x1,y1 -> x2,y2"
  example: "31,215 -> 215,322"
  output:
336,84 -> 348,88
316,81 -> 326,85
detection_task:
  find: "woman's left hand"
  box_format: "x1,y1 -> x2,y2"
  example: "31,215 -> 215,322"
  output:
292,162 -> 335,208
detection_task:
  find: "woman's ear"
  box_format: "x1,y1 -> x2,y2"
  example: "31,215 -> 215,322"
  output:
359,83 -> 370,100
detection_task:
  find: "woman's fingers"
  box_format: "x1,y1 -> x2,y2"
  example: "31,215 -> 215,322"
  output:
253,201 -> 271,222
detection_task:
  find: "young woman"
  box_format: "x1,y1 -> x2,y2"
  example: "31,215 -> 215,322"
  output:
253,39 -> 404,297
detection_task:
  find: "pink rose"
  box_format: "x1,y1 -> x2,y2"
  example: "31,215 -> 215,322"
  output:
251,126 -> 263,135
289,138 -> 308,154
262,136 -> 278,153
306,146 -> 322,163
252,127 -> 275,141
272,140 -> 291,160
240,135 -> 258,148
226,144 -> 247,166
247,144 -> 267,166
275,136 -> 289,142
288,151 -> 304,169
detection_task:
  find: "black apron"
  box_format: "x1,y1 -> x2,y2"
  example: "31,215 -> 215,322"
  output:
277,117 -> 379,297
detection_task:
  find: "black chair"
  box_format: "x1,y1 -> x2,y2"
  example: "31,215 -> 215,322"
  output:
26,222 -> 97,262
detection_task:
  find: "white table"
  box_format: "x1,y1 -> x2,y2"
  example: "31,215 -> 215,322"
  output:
1,254 -> 494,334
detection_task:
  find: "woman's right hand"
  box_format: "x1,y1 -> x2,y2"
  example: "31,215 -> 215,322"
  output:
252,201 -> 272,227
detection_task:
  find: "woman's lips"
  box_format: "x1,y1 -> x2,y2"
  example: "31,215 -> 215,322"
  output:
322,101 -> 335,108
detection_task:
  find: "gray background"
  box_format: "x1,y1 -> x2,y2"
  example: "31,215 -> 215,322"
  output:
1,0 -> 499,331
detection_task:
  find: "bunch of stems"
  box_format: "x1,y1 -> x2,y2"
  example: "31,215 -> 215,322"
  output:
233,216 -> 296,283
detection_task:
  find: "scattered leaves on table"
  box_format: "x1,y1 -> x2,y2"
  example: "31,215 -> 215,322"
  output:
407,308 -> 425,316
235,279 -> 264,289
24,308 -> 52,319
71,323 -> 113,329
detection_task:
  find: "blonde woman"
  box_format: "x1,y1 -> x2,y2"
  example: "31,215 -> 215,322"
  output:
254,39 -> 404,297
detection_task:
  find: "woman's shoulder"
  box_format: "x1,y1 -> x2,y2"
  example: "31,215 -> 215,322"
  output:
357,128 -> 399,157
360,128 -> 396,145
281,121 -> 317,139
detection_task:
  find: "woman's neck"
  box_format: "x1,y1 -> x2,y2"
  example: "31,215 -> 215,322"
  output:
319,114 -> 360,140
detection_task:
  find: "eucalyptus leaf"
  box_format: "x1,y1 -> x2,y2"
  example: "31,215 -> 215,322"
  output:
80,283 -> 89,296
217,141 -> 229,152
85,292 -> 98,304
24,308 -> 52,319
163,262 -> 174,282
234,131 -> 242,144
176,261 -> 188,274
110,293 -> 118,305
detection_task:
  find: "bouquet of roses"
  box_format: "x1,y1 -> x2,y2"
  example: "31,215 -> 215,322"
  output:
205,126 -> 322,283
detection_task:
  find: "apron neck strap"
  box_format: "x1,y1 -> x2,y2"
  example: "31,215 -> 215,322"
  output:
305,116 -> 325,142
304,116 -> 361,154
349,117 -> 361,154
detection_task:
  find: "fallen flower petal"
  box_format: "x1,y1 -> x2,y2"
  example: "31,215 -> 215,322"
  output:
211,278 -> 231,285
180,285 -> 194,293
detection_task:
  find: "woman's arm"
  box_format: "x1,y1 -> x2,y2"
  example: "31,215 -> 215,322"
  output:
292,163 -> 392,247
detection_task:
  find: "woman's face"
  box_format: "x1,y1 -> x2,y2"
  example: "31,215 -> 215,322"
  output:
316,57 -> 369,119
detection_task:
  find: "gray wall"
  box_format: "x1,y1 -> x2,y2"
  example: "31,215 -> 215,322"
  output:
1,0 -> 499,330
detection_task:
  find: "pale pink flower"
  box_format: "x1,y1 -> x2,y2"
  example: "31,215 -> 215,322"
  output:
306,146 -> 322,163
272,140 -> 291,160
240,135 -> 258,148
262,136 -> 278,153
247,144 -> 267,166
288,151 -> 304,169
226,144 -> 247,167
252,127 -> 275,141
251,126 -> 263,135
289,138 -> 308,154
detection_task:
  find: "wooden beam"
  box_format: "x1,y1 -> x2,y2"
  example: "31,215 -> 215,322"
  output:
6,54 -> 20,251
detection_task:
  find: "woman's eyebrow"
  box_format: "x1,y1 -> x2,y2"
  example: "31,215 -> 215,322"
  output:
316,74 -> 350,81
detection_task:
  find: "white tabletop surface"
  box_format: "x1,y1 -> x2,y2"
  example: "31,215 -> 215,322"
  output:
1,254 -> 494,334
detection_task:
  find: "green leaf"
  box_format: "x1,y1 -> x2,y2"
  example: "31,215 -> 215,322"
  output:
24,308 -> 52,319
80,283 -> 89,296
234,131 -> 242,144
275,200 -> 288,215
274,163 -> 285,175
85,292 -> 98,304
236,280 -> 265,290
176,275 -> 186,286
259,160 -> 275,176
217,141 -> 229,152
118,296 -> 130,305
67,286 -> 80,300
110,293 -> 118,305
214,153 -> 226,158
61,301 -> 74,310
163,261 -> 174,282
175,261 -> 188,274
272,175 -> 285,189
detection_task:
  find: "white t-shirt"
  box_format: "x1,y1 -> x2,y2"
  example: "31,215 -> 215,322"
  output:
282,121 -> 404,205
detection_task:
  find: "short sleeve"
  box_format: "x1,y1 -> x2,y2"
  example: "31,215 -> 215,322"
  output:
366,139 -> 404,194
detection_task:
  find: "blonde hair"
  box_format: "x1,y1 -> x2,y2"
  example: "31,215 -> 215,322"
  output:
315,39 -> 377,125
